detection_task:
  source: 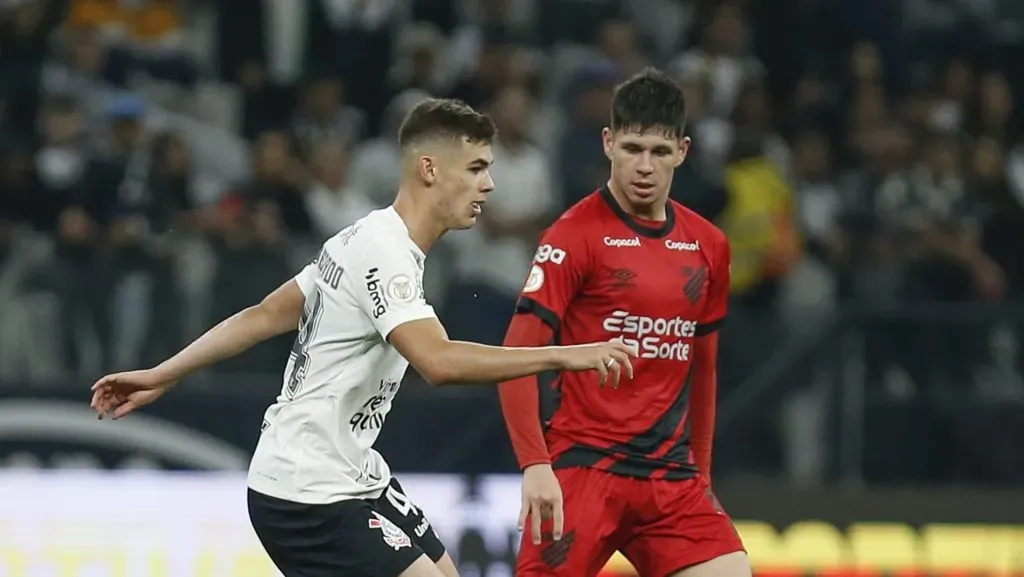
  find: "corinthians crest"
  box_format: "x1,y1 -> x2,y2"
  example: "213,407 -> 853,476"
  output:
368,512 -> 412,550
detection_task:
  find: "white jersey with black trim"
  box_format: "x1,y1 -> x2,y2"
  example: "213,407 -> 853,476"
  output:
247,206 -> 435,504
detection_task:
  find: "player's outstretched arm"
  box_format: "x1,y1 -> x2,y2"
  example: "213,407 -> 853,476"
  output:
387,317 -> 635,387
90,278 -> 306,419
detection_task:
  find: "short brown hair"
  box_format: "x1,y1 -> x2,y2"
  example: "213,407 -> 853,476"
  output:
397,98 -> 497,149
611,67 -> 687,139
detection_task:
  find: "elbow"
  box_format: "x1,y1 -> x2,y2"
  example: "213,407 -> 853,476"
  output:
418,363 -> 450,387
415,342 -> 466,387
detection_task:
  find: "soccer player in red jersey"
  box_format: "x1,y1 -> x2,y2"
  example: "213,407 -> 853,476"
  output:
498,68 -> 751,577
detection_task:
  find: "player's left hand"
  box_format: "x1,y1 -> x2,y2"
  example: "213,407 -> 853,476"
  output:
90,369 -> 178,420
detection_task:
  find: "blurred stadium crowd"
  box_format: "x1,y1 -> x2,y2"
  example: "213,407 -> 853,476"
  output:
1,0 -> 1024,485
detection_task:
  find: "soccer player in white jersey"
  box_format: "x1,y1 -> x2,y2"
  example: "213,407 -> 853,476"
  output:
89,98 -> 636,577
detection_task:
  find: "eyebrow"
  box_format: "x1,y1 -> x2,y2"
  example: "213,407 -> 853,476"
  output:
467,157 -> 493,168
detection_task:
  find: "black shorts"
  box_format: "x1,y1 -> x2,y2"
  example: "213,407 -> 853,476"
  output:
248,477 -> 446,577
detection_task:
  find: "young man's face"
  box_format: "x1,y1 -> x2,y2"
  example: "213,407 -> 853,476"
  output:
603,126 -> 688,209
420,137 -> 495,230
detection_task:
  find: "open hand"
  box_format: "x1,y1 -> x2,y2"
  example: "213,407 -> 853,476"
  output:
519,464 -> 564,544
556,340 -> 636,388
90,369 -> 177,420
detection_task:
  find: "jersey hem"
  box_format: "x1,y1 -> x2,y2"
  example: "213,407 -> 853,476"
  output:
695,316 -> 725,336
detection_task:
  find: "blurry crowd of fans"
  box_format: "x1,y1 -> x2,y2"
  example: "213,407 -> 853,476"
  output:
2,0 -> 1024,440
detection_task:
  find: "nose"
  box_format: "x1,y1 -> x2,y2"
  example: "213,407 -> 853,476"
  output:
481,171 -> 495,193
637,152 -> 654,175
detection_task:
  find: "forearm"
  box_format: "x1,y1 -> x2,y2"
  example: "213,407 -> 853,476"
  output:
154,304 -> 292,381
427,340 -> 560,386
498,313 -> 556,468
689,332 -> 719,481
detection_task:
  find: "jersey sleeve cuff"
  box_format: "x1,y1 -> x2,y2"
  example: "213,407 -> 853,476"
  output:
516,297 -> 561,331
378,306 -> 438,341
696,316 -> 725,336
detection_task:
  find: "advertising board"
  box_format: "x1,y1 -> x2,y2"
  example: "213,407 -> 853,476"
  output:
0,472 -> 1020,577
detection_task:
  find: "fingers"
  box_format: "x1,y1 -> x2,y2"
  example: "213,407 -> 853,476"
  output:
112,400 -> 138,420
551,499 -> 564,541
530,502 -> 543,545
610,340 -> 639,358
609,359 -> 621,389
595,360 -> 608,388
517,499 -> 528,532
91,373 -> 121,392
609,349 -> 634,380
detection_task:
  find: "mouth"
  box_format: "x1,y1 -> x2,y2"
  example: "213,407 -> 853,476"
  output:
631,182 -> 656,198
471,200 -> 485,216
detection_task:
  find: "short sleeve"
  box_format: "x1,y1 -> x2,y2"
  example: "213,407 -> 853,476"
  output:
293,261 -> 318,297
515,222 -> 592,330
697,236 -> 730,336
349,241 -> 436,340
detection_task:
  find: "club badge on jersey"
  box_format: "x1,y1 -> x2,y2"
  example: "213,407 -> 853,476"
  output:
368,512 -> 412,550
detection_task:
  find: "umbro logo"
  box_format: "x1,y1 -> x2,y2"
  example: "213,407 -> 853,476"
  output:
609,267 -> 637,288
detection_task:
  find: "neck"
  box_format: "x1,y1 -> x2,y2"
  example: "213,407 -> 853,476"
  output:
607,179 -> 667,221
392,184 -> 446,253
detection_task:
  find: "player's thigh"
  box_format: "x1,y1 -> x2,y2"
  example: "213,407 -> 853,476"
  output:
373,477 -> 449,565
515,467 -> 628,577
621,478 -> 746,577
668,551 -> 752,577
433,552 -> 459,577
247,488 -> 427,577
398,555 -> 448,577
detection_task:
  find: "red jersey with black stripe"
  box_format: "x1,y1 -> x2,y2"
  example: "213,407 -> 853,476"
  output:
516,186 -> 730,480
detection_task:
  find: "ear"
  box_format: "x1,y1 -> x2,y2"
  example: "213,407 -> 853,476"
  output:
417,155 -> 437,185
676,136 -> 691,168
602,127 -> 614,161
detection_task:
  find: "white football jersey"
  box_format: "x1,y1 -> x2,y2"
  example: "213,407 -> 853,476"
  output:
247,207 -> 435,504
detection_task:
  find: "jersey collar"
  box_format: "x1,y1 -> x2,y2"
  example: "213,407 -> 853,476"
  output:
599,185 -> 676,238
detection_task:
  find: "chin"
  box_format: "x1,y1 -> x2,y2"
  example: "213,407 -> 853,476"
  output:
449,216 -> 478,230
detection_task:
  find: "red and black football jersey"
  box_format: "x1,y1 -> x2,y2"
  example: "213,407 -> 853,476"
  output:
516,186 -> 731,480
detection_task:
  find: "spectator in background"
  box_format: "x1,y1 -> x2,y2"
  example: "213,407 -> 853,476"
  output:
558,61 -> 619,209
729,80 -> 793,181
0,0 -> 59,140
971,72 -> 1015,141
719,131 -> 802,318
240,131 -> 311,236
348,89 -> 428,207
386,23 -> 447,100
673,65 -> 731,183
33,97 -> 86,233
671,0 -> 765,118
304,139 -> 374,240
0,148 -> 38,263
929,57 -> 975,134
790,128 -> 847,314
875,132 -> 1002,387
596,18 -> 649,77
447,85 -> 556,345
290,74 -> 366,156
449,26 -> 520,108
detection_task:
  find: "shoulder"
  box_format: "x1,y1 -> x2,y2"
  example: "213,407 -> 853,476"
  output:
673,201 -> 728,250
324,210 -> 411,261
541,192 -> 605,241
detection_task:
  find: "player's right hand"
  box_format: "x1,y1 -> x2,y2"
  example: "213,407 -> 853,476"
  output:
555,341 -> 636,388
90,369 -> 178,420
519,463 -> 564,544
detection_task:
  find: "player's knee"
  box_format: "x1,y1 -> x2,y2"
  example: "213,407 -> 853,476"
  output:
398,554 -> 449,577
670,551 -> 751,577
